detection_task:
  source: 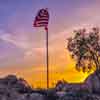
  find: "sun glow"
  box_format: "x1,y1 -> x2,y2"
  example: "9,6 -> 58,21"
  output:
0,56 -> 93,88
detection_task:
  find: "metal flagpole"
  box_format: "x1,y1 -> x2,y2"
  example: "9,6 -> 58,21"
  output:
45,26 -> 49,88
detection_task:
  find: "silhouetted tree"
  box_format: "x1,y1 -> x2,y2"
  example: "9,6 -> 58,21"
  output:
67,27 -> 100,73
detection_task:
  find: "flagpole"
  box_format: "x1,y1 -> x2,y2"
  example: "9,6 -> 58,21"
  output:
34,8 -> 49,88
45,26 -> 49,88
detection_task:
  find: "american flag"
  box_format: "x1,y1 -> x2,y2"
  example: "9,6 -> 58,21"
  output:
33,8 -> 49,28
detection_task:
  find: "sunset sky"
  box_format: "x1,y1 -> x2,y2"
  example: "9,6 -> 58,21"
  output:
0,0 -> 100,88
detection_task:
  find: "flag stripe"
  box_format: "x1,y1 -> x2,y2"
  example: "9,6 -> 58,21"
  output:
33,8 -> 49,27
35,20 -> 48,23
34,23 -> 48,27
37,16 -> 49,20
35,18 -> 49,22
34,22 -> 48,27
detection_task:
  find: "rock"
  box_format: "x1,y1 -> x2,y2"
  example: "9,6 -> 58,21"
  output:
55,71 -> 100,94
0,92 -> 46,100
55,80 -> 84,93
32,88 -> 58,100
28,93 -> 45,100
85,71 -> 100,94
0,75 -> 32,94
56,91 -> 66,98
0,74 -> 100,100
58,92 -> 100,100
8,93 -> 46,100
0,75 -> 18,85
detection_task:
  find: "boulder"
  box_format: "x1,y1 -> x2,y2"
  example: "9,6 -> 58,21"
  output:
0,75 -> 32,94
0,74 -> 100,100
58,92 -> 100,100
55,71 -> 100,94
84,71 -> 100,94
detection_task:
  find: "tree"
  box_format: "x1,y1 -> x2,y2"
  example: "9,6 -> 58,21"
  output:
67,27 -> 100,73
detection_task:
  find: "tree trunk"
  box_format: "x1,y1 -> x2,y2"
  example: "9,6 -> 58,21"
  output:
90,50 -> 100,79
95,69 -> 100,81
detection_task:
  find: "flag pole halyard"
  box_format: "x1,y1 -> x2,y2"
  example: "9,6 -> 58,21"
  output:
45,26 -> 49,88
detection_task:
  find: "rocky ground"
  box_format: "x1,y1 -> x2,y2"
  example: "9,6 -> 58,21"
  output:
0,72 -> 100,100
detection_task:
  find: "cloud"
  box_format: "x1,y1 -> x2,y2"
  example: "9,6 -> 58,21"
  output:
50,1 -> 100,44
0,29 -> 33,52
0,29 -> 46,67
0,1 -> 100,68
